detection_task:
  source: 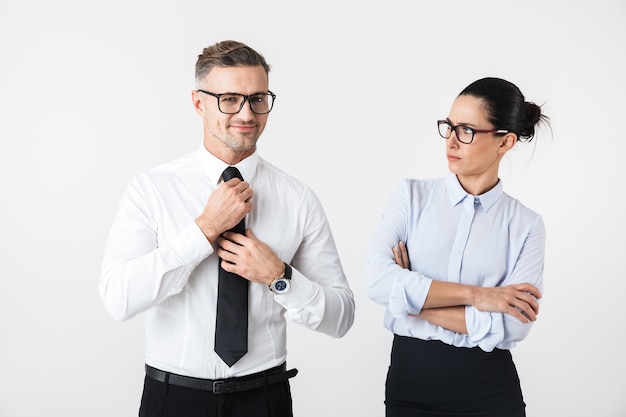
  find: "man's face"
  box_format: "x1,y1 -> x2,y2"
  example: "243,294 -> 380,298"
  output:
193,65 -> 270,163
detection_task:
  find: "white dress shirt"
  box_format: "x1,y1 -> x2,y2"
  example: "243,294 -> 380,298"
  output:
364,174 -> 544,352
100,146 -> 354,378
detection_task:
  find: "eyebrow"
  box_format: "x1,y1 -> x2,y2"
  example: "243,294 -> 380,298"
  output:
446,118 -> 478,128
222,91 -> 269,95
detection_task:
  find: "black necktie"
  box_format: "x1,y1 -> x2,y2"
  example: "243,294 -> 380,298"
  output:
214,166 -> 248,367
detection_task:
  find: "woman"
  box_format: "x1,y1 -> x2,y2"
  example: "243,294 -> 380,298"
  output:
364,77 -> 549,417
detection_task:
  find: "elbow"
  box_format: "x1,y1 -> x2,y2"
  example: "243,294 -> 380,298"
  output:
364,284 -> 383,304
315,289 -> 356,338
331,303 -> 355,339
363,259 -> 400,306
98,275 -> 134,322
507,321 -> 534,344
324,316 -> 354,339
103,304 -> 133,322
100,291 -> 134,322
363,267 -> 385,305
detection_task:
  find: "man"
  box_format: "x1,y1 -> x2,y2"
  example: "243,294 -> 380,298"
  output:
99,40 -> 355,417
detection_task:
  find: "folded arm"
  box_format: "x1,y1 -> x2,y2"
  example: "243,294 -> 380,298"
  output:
99,175 -> 212,321
393,241 -> 540,334
275,195 -> 355,338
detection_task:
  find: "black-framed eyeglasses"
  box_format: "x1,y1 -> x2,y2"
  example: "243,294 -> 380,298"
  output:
197,90 -> 276,114
437,120 -> 508,144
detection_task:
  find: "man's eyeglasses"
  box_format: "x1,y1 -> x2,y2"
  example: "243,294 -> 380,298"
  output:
437,120 -> 508,144
197,90 -> 276,114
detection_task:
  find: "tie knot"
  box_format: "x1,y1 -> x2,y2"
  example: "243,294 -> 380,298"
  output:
222,166 -> 243,182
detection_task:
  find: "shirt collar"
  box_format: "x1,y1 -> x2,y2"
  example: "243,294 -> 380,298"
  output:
197,145 -> 259,185
445,173 -> 503,212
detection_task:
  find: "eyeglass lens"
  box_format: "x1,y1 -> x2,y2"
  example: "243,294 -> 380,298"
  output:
438,122 -> 473,144
218,93 -> 274,114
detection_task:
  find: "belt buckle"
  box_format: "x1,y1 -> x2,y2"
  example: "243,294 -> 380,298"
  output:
212,380 -> 223,394
213,380 -> 231,394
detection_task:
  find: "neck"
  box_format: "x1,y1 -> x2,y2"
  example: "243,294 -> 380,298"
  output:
203,141 -> 255,166
457,175 -> 499,196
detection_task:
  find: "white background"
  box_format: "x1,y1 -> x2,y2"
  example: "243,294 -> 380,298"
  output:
1,1 -> 625,416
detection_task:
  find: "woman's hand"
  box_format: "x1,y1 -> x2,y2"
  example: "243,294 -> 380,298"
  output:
472,284 -> 541,323
393,241 -> 410,270
394,241 -> 468,332
393,240 -> 541,323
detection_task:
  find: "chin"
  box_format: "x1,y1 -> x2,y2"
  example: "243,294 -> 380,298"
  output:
447,163 -> 460,174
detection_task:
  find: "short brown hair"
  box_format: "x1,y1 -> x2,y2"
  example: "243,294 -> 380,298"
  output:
195,40 -> 271,86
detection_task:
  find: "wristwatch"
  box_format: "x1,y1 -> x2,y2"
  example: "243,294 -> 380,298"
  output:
269,263 -> 292,295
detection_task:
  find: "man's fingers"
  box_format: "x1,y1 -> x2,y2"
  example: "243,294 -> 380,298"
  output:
222,232 -> 245,245
217,236 -> 245,263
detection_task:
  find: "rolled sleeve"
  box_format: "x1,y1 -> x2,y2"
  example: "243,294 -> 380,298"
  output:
389,272 -> 433,317
465,306 -> 504,352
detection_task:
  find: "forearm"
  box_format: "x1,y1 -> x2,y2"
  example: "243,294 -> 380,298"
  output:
277,197 -> 355,338
412,306 -> 468,334
422,280 -> 477,309
100,251 -> 192,321
278,268 -> 355,338
100,223 -> 212,321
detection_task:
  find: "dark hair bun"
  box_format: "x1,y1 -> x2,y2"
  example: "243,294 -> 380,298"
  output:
519,102 -> 547,141
459,77 -> 550,143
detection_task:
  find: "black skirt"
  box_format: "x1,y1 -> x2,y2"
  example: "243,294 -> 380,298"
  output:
385,335 -> 526,417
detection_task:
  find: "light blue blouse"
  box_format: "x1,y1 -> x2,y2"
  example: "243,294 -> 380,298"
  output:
364,174 -> 545,352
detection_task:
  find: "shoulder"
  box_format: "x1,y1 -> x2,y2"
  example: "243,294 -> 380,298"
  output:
499,192 -> 545,230
500,192 -> 540,216
136,149 -> 202,182
147,149 -> 201,176
257,157 -> 317,197
393,176 -> 446,197
380,177 -> 446,215
124,149 -> 203,197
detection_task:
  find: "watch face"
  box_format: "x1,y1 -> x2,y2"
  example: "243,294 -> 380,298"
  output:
274,280 -> 288,291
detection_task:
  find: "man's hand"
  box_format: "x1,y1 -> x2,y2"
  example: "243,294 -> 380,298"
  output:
217,229 -> 284,285
195,178 -> 253,244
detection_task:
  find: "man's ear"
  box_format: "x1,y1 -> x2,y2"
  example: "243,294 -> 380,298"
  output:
191,90 -> 205,116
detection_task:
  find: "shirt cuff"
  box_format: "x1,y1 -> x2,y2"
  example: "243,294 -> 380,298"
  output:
388,272 -> 432,318
169,223 -> 214,265
273,266 -> 317,308
465,306 -> 503,352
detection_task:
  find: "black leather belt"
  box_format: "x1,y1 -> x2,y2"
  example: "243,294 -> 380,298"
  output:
145,363 -> 298,394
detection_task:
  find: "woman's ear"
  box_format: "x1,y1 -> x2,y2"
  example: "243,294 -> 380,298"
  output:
498,132 -> 517,154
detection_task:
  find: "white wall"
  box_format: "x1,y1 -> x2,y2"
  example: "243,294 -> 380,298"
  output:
1,1 -> 625,416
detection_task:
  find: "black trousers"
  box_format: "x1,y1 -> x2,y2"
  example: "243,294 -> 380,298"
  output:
386,335 -> 526,417
139,368 -> 293,417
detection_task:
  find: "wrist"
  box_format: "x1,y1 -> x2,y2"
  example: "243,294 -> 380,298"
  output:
266,262 -> 285,286
269,263 -> 292,295
468,285 -> 481,307
195,218 -> 219,244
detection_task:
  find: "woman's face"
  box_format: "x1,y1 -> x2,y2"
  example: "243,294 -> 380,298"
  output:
445,95 -> 513,192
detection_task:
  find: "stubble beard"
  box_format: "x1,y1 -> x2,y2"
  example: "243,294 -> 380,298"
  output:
211,128 -> 259,154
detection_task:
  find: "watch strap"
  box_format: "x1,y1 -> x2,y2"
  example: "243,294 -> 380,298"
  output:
282,262 -> 292,280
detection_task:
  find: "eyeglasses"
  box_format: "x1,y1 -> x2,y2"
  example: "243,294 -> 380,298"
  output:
197,90 -> 276,114
437,120 -> 508,144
